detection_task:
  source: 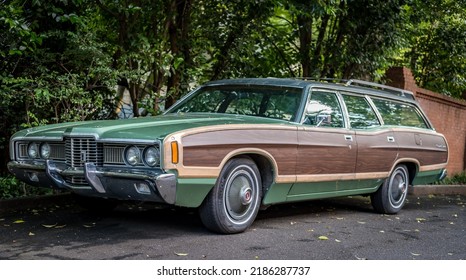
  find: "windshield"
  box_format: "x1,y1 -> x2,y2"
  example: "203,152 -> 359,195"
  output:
166,85 -> 303,121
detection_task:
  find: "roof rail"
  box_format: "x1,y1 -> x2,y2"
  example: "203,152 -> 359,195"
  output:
346,79 -> 415,100
292,77 -> 348,84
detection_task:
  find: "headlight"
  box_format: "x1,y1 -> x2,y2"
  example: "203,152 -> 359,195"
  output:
125,146 -> 141,166
143,146 -> 160,167
40,143 -> 51,159
27,143 -> 39,159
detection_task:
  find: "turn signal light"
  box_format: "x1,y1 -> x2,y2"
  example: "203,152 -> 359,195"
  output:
171,141 -> 179,164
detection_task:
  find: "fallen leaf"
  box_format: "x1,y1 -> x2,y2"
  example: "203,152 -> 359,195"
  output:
357,221 -> 366,224
83,223 -> 96,228
290,221 -> 297,225
55,224 -> 67,229
379,230 -> 385,233
416,218 -> 426,223
13,219 -> 25,224
29,232 -> 35,236
174,252 -> 188,256
42,223 -> 58,228
0,218 -> 5,222
335,239 -> 341,243
410,252 -> 421,256
336,217 -> 344,220
318,236 -> 329,240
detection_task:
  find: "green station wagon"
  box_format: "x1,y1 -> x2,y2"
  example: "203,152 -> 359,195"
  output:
8,78 -> 448,233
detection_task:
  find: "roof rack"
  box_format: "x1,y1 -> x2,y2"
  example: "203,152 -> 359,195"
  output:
346,79 -> 415,100
292,77 -> 348,84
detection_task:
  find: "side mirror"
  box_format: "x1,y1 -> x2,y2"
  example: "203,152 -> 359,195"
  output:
316,114 -> 331,126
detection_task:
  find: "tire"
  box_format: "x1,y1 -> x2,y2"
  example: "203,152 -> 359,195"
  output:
371,165 -> 409,214
199,157 -> 262,234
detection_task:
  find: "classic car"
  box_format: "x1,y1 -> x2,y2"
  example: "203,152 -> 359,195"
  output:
8,78 -> 448,233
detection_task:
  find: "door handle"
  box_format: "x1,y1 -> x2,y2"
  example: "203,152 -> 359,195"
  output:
387,136 -> 395,143
344,135 -> 353,142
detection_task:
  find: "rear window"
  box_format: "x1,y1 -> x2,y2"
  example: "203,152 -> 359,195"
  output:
372,98 -> 428,128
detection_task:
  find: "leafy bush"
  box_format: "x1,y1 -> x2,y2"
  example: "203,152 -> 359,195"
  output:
435,171 -> 466,185
0,176 -> 52,200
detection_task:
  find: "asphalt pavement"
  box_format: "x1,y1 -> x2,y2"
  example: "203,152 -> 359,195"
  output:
0,190 -> 464,260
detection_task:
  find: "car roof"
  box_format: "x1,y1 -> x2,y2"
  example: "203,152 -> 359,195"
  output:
204,78 -> 417,104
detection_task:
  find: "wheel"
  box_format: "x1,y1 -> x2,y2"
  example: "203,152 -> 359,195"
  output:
371,165 -> 409,214
199,157 -> 262,234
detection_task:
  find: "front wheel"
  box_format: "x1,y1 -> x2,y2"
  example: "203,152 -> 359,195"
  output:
371,165 -> 409,214
199,157 -> 262,234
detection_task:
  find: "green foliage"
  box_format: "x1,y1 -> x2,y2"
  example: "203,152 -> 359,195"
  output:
435,171 -> 466,185
0,176 -> 52,200
399,0 -> 466,98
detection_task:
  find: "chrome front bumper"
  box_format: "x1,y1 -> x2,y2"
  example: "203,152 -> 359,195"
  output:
7,160 -> 177,204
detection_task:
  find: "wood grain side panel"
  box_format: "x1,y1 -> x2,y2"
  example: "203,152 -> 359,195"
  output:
182,129 -> 298,176
355,130 -> 398,173
395,131 -> 448,166
183,144 -> 297,175
297,128 -> 356,174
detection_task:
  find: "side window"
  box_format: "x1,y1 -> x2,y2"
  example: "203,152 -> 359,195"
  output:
304,91 -> 344,128
342,94 -> 380,129
372,98 -> 428,128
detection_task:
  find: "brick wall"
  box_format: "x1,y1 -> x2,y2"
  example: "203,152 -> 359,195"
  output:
386,67 -> 466,175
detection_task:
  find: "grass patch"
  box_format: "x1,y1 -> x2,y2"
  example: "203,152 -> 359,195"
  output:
435,171 -> 466,185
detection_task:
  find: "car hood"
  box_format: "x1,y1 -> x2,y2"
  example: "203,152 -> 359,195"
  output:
12,113 -> 292,141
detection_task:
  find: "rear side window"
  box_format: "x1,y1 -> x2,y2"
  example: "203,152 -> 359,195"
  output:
372,98 -> 428,128
342,94 -> 380,129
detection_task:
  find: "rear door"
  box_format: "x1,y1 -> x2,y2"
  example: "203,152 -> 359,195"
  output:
341,93 -> 399,189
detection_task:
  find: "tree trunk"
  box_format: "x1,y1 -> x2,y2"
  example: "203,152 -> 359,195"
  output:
297,14 -> 313,77
165,0 -> 192,109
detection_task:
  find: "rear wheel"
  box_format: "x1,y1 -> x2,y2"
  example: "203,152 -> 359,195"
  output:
199,157 -> 262,234
371,165 -> 409,214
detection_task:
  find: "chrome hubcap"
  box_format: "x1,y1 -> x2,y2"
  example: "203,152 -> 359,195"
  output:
224,165 -> 258,224
240,186 -> 253,206
390,168 -> 408,207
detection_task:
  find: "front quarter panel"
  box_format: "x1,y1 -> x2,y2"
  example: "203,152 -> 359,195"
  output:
163,124 -> 299,207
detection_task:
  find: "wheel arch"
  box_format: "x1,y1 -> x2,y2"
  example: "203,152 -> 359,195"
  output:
221,149 -> 277,195
390,158 -> 419,186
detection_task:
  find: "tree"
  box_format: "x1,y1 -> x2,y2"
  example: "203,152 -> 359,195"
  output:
401,0 -> 466,98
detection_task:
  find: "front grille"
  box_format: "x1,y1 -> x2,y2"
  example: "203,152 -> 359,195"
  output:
64,176 -> 88,186
65,137 -> 103,168
103,145 -> 125,165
